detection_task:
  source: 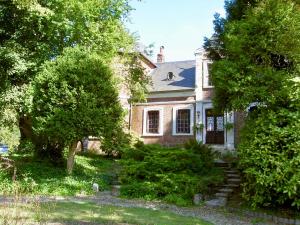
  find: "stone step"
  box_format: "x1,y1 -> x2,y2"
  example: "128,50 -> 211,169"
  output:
111,185 -> 121,197
111,180 -> 121,185
218,188 -> 234,193
224,170 -> 240,174
216,192 -> 229,198
206,197 -> 227,207
226,174 -> 240,178
227,178 -> 241,184
214,160 -> 230,168
221,183 -> 240,188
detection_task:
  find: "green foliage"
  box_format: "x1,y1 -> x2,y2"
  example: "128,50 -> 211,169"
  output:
205,0 -> 300,208
31,46 -> 124,152
0,0 -> 148,159
239,108 -> 300,208
224,122 -> 234,130
184,139 -> 217,167
205,0 -> 300,111
0,153 -> 117,196
120,143 -> 223,205
17,140 -> 35,154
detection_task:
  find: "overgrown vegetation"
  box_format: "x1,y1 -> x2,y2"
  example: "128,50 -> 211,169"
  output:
239,108 -> 300,208
0,0 -> 149,172
0,153 -> 117,196
204,0 -> 300,208
120,141 -> 223,206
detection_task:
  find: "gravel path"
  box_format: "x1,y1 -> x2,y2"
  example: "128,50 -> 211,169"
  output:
0,192 -> 274,225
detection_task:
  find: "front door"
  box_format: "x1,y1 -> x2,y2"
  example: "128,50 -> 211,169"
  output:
205,109 -> 224,144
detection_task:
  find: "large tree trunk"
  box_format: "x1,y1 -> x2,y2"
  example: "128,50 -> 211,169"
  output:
19,115 -> 33,141
67,141 -> 81,175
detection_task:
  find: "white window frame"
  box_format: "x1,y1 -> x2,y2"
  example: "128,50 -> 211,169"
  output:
203,61 -> 214,88
143,107 -> 164,136
172,105 -> 194,136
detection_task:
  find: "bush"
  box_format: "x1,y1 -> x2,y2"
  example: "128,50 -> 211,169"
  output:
120,142 -> 223,205
238,109 -> 300,208
0,154 -> 117,196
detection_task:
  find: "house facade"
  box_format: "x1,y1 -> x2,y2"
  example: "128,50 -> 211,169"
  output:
130,47 -> 242,150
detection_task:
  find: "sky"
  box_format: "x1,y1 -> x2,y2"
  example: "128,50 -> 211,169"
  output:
126,0 -> 225,62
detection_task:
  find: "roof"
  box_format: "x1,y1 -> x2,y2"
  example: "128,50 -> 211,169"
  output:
139,52 -> 157,69
149,60 -> 196,92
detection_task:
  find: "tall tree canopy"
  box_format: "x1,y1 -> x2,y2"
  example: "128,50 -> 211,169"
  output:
0,0 -> 148,170
205,0 -> 300,208
204,0 -> 300,111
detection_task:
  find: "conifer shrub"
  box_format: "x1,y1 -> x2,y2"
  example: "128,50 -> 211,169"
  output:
120,142 -> 223,205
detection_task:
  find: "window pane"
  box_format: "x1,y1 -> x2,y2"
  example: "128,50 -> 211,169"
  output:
176,109 -> 190,133
207,117 -> 214,131
216,116 -> 224,131
147,111 -> 159,133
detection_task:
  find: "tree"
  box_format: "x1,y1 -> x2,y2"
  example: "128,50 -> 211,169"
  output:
0,0 -> 147,159
204,0 -> 300,207
31,47 -> 125,174
205,0 -> 300,111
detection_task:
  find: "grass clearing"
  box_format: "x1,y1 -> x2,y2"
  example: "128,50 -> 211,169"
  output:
0,153 -> 118,196
0,201 -> 212,225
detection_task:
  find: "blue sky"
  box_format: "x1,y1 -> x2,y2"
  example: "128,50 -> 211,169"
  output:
126,0 -> 225,62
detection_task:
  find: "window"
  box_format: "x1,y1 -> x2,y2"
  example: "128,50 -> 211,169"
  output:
203,61 -> 214,88
143,107 -> 163,136
172,105 -> 194,135
147,111 -> 159,133
167,72 -> 175,80
207,63 -> 213,86
176,109 -> 190,133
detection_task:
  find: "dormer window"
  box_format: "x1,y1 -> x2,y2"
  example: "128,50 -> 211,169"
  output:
167,72 -> 175,80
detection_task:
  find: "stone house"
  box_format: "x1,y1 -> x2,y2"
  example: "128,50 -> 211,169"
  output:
130,47 -> 243,150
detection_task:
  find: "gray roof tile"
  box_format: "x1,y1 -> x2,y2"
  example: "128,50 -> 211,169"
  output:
149,60 -> 196,92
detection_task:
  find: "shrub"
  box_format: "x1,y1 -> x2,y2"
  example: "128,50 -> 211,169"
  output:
239,109 -> 300,208
17,140 -> 35,154
183,139 -> 217,168
120,143 -> 223,205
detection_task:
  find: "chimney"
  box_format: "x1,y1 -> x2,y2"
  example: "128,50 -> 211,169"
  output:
157,46 -> 165,63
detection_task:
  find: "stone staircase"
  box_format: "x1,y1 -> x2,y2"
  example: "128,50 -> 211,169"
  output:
206,160 -> 241,207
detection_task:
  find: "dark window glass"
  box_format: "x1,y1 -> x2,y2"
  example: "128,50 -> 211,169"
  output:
147,111 -> 159,133
176,109 -> 190,133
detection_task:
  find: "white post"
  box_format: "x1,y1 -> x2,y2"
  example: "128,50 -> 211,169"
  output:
225,111 -> 235,150
195,102 -> 203,143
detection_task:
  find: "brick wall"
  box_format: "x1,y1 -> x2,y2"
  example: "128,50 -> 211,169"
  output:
131,102 -> 195,146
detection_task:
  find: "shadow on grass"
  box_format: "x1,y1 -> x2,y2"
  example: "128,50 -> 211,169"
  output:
0,154 -> 118,196
45,201 -> 211,225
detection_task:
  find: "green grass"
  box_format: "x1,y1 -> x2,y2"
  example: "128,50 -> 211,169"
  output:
0,153 -> 118,196
0,201 -> 212,225
48,201 -> 212,225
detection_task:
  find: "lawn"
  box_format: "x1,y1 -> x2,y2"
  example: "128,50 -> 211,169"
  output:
0,153 -> 118,196
0,201 -> 212,225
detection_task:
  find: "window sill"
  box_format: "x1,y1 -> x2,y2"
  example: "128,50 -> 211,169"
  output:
172,133 -> 194,136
